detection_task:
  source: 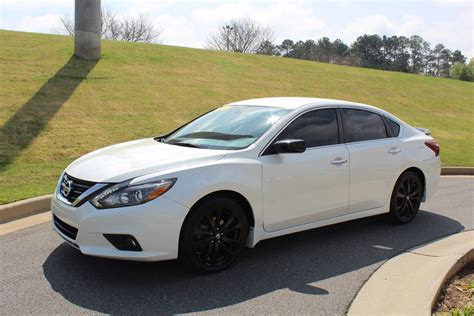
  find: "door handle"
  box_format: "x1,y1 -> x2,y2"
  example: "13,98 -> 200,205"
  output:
388,147 -> 401,155
330,158 -> 348,166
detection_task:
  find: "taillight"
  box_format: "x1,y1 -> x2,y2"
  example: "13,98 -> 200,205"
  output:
425,140 -> 440,156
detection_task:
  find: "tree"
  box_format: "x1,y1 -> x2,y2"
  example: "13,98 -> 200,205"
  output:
450,59 -> 474,82
350,34 -> 384,69
256,40 -> 280,56
428,44 -> 451,77
56,16 -> 74,36
206,18 -> 275,54
408,35 -> 430,74
54,7 -> 161,43
428,44 -> 452,77
451,50 -> 466,64
288,40 -> 306,59
438,47 -> 453,77
391,36 -> 410,72
279,39 -> 294,56
119,14 -> 161,42
314,37 -> 332,62
330,39 -> 349,64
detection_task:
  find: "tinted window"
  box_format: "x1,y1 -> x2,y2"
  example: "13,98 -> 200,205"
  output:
277,109 -> 339,147
386,118 -> 401,137
341,109 -> 387,142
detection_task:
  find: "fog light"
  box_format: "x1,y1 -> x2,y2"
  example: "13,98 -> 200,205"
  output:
103,234 -> 142,251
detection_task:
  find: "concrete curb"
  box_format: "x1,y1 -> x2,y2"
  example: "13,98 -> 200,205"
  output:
348,230 -> 474,315
441,167 -> 474,176
0,194 -> 52,224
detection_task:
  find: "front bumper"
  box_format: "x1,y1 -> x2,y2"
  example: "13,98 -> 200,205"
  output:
51,193 -> 189,261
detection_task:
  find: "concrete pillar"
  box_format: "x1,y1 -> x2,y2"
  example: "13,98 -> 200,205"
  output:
74,0 -> 101,61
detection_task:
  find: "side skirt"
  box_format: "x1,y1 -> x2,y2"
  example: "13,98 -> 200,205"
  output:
246,205 -> 389,248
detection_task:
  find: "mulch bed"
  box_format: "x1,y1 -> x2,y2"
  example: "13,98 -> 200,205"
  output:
433,262 -> 474,314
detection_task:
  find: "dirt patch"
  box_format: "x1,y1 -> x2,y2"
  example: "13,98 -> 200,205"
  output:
433,262 -> 474,315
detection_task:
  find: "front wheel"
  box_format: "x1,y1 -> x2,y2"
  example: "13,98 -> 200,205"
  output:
389,171 -> 423,224
179,196 -> 249,273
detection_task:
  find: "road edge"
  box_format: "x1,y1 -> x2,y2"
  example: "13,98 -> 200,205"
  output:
441,167 -> 474,176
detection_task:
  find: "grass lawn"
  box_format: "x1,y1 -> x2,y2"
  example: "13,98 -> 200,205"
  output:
0,30 -> 473,204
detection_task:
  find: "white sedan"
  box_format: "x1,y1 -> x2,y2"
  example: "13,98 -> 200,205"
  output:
51,97 -> 440,272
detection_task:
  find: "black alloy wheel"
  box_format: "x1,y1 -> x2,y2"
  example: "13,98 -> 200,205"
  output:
390,171 -> 423,224
180,196 -> 248,273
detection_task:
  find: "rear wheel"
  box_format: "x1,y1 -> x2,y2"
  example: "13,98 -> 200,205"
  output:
389,171 -> 423,224
179,196 -> 248,273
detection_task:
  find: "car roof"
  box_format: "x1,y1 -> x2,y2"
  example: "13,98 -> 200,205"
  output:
227,97 -> 372,110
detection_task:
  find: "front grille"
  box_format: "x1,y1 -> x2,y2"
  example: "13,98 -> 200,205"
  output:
53,214 -> 78,240
60,173 -> 96,204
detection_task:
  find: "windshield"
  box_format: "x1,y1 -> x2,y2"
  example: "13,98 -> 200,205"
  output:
165,105 -> 289,150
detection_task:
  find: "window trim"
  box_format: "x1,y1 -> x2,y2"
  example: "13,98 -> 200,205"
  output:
261,106 -> 342,156
383,116 -> 401,138
338,107 -> 392,144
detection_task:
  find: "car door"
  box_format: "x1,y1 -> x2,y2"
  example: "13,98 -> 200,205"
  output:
260,108 -> 349,232
340,108 -> 405,214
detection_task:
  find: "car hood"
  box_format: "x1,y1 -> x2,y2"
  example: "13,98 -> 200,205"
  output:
65,138 -> 227,183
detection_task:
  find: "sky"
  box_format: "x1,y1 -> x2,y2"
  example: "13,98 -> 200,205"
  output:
1,0 -> 473,58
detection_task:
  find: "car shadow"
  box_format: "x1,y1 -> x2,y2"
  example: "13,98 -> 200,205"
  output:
42,210 -> 464,314
0,56 -> 97,171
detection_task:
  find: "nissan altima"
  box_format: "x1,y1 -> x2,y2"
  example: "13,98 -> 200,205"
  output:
51,97 -> 440,272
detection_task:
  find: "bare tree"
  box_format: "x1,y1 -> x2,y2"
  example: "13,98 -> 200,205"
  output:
207,18 -> 275,54
54,7 -> 161,43
101,6 -> 121,40
53,16 -> 74,36
120,14 -> 160,43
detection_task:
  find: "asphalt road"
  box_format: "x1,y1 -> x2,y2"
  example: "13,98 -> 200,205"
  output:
1,177 -> 472,315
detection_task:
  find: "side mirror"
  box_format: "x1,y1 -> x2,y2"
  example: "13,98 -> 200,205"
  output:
273,139 -> 306,154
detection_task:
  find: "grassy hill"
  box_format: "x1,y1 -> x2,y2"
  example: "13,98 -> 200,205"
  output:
0,30 -> 472,204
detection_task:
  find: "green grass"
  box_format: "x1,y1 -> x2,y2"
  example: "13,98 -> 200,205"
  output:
449,306 -> 474,316
1,30 -> 473,204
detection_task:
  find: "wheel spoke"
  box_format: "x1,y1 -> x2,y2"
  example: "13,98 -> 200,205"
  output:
399,185 -> 406,195
223,214 -> 236,230
397,199 -> 406,211
203,241 -> 214,259
407,199 -> 414,214
220,242 -> 234,256
196,227 -> 213,236
205,215 -> 216,229
215,207 -> 223,226
210,243 -> 218,265
222,236 -> 240,245
193,237 -> 213,246
409,190 -> 419,198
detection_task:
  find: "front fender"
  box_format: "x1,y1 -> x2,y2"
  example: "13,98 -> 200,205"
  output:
132,158 -> 264,228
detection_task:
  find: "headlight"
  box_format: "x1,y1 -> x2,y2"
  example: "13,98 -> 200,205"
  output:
90,178 -> 176,209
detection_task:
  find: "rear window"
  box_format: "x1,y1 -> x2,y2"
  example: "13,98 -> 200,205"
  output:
341,109 -> 387,143
386,118 -> 401,137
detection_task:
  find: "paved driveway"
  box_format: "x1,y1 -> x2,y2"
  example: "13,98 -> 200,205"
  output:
1,177 -> 472,315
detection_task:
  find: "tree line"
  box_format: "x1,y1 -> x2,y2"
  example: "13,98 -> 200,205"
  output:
207,19 -> 473,82
56,13 -> 472,82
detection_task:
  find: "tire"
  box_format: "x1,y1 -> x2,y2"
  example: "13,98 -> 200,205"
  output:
389,171 -> 423,224
179,196 -> 249,273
